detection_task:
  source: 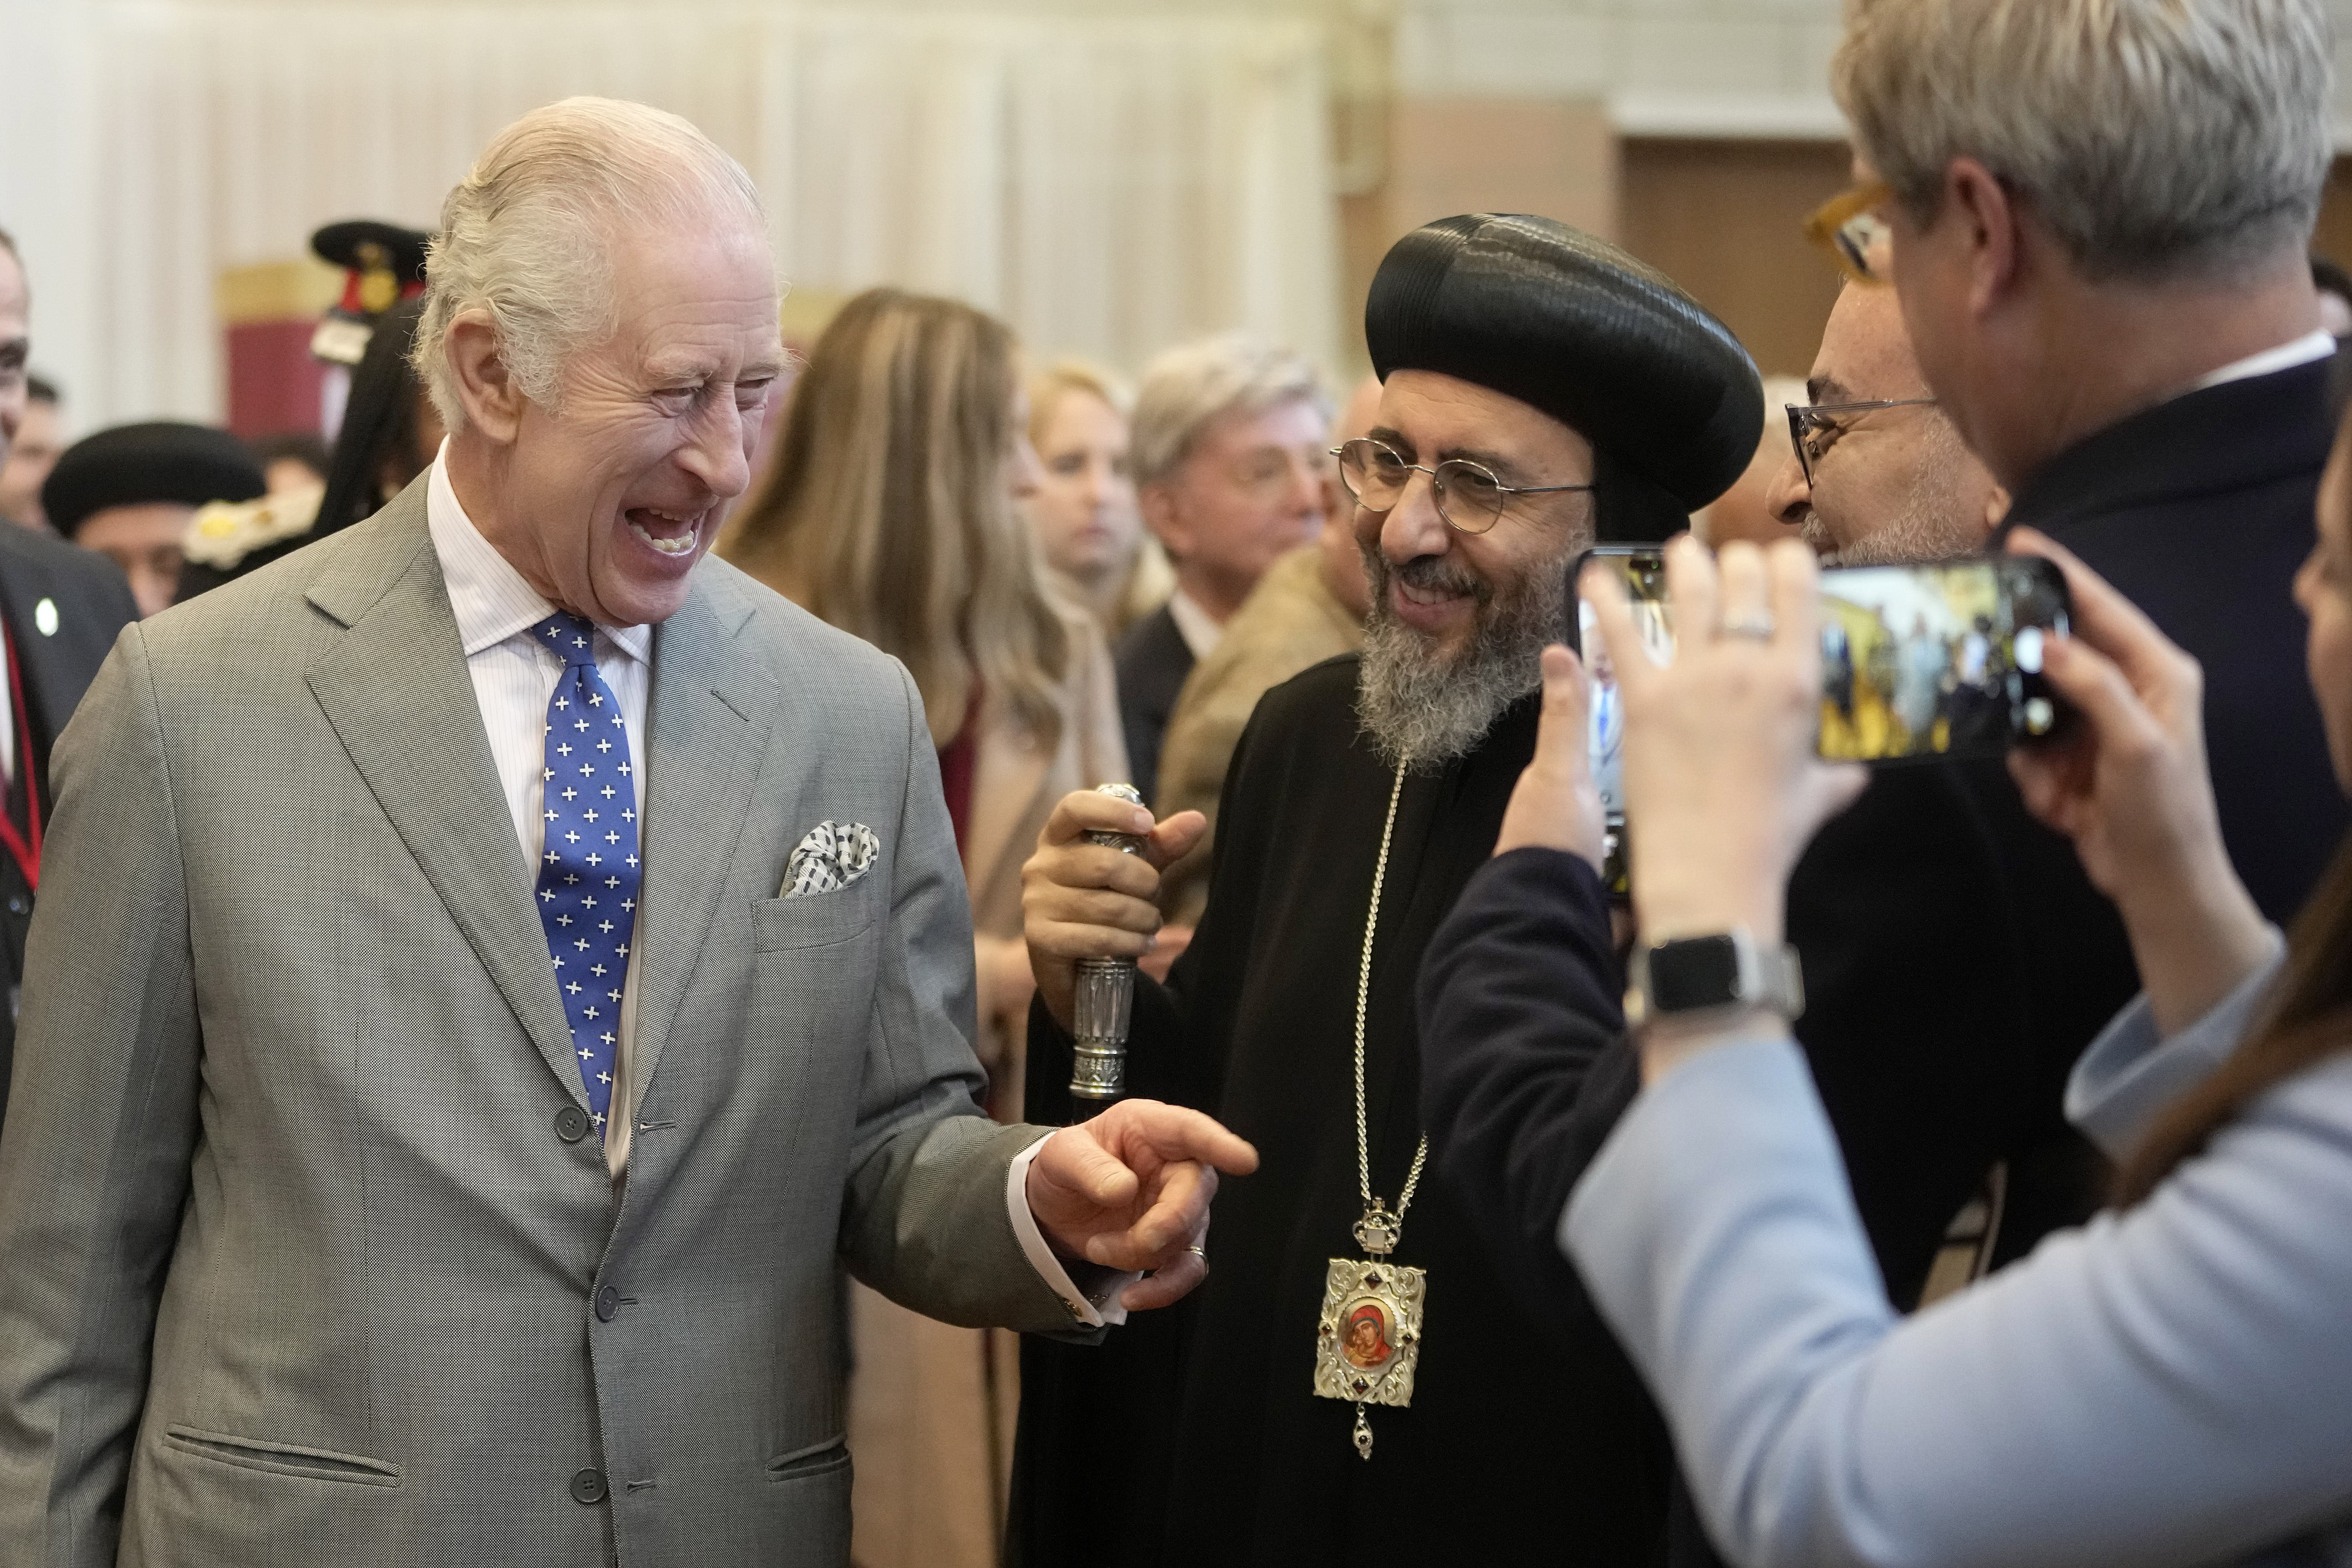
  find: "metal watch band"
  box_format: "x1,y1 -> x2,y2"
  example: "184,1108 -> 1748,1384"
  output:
1624,931 -> 1805,1030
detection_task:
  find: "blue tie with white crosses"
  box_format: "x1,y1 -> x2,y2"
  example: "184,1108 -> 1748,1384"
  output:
530,612 -> 640,1143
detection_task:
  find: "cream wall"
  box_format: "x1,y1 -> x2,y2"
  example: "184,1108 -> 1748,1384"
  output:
0,0 -> 1343,431
1402,0 -> 2352,133
10,0 -> 2352,428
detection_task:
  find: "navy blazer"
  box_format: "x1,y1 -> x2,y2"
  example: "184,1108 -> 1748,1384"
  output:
1419,355 -> 2348,1568
2000,355 -> 2347,918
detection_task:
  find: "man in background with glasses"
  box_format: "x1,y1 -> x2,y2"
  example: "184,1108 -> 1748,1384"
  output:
1420,4 -> 2351,1565
1824,0 -> 2345,923
1771,278 -> 2002,566
1008,214 -> 1758,1567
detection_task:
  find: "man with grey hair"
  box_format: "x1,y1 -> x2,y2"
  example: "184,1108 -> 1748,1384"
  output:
1414,6 -> 2352,1567
1830,0 -> 2346,916
0,98 -> 1254,1568
1113,332 -> 1329,805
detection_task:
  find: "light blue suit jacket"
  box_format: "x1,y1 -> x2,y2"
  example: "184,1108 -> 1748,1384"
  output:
1565,954 -> 2352,1568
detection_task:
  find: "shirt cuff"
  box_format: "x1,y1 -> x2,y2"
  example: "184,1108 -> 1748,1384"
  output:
1006,1135 -> 1135,1329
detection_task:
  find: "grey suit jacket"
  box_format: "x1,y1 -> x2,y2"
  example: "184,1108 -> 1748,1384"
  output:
0,482 -> 1079,1567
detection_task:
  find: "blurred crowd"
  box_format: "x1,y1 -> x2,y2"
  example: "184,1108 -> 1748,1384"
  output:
3,1 -> 2352,1567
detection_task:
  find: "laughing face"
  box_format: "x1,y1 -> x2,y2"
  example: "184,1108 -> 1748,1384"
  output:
1351,370 -> 1596,765
458,207 -> 785,628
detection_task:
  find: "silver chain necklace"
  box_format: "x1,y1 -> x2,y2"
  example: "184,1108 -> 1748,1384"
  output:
1353,764 -> 1428,1238
1311,763 -> 1432,1460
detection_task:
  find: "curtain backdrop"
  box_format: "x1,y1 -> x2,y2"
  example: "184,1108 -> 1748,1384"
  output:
61,1 -> 1339,425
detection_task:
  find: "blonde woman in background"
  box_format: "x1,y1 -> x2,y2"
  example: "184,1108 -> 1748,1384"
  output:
719,287 -> 1127,1568
1025,360 -> 1172,638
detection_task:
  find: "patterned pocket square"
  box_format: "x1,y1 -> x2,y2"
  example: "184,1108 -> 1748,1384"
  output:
783,821 -> 881,898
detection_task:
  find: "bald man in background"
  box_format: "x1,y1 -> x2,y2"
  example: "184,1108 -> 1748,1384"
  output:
1771,280 -> 2004,563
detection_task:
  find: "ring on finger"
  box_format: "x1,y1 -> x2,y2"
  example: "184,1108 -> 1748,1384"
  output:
1719,613 -> 1776,641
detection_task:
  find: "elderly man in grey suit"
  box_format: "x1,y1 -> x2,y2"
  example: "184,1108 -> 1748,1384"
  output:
0,98 -> 1253,1568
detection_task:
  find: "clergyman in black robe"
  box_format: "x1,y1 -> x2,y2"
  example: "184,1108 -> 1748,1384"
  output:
1008,214 -> 1764,1566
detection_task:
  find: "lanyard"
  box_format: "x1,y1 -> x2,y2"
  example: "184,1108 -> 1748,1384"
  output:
0,620 -> 42,891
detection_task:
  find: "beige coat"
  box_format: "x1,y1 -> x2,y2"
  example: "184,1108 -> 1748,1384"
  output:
850,605 -> 1128,1568
1155,542 -> 1365,925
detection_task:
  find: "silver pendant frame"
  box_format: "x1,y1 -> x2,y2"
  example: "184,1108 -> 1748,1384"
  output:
1312,1256 -> 1426,1409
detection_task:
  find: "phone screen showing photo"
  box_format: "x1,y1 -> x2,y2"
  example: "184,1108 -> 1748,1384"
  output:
1574,554 -> 1676,821
1571,549 -> 2072,782
1817,558 -> 2070,762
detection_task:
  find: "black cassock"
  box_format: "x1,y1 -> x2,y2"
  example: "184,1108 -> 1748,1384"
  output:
1010,655 -> 1676,1568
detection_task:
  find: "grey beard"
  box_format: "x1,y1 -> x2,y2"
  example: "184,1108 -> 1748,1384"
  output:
1354,544 -> 1568,769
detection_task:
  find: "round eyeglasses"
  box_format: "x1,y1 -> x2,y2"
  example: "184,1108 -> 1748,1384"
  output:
1331,437 -> 1595,536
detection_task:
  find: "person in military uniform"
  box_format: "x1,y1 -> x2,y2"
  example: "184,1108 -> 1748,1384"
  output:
179,222 -> 440,599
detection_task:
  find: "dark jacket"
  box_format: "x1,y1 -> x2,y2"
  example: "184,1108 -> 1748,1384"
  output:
2001,355 -> 2347,919
1014,660 -> 1673,1568
1111,603 -> 1193,810
0,523 -> 138,1127
1418,355 -> 2346,1567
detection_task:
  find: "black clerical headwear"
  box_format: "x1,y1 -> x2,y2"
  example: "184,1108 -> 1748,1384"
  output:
44,422 -> 268,539
1365,214 -> 1763,543
312,220 -> 430,304
311,219 -> 433,366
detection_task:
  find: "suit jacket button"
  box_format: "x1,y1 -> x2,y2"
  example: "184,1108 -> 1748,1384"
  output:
595,1285 -> 620,1322
571,1467 -> 607,1504
554,1106 -> 589,1143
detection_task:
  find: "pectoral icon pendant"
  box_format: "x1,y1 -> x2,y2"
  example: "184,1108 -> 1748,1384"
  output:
1312,1204 -> 1427,1461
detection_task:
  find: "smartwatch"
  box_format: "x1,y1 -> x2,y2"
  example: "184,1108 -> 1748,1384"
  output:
1625,930 -> 1804,1030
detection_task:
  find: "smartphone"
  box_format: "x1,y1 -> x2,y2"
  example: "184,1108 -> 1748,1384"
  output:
1571,547 -> 2073,891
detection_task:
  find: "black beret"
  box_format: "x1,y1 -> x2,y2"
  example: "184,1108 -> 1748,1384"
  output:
311,220 -> 431,287
1366,214 -> 1763,544
44,422 -> 268,539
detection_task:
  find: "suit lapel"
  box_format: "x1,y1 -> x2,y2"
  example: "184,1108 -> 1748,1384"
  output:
627,573 -> 776,1105
304,495 -> 584,1102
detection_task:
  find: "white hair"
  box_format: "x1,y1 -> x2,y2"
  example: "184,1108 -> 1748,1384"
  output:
412,96 -> 766,430
1833,0 -> 2333,283
1129,332 -> 1328,490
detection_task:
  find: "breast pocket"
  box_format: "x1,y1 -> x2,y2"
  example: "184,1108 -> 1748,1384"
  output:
748,878 -> 888,1147
753,875 -> 885,953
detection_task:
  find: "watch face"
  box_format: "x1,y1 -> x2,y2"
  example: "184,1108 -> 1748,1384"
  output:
1650,936 -> 1744,1013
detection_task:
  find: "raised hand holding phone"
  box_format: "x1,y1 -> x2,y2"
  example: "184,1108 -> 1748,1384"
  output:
1493,644 -> 1610,871
2004,528 -> 2275,1034
1580,536 -> 1867,953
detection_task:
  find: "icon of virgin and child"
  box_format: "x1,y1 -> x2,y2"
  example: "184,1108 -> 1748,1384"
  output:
1341,1301 -> 1396,1371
